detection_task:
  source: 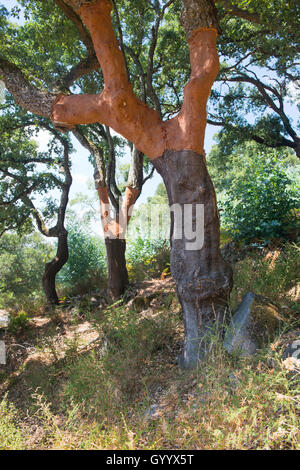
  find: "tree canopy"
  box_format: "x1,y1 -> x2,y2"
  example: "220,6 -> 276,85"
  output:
1,1 -> 299,159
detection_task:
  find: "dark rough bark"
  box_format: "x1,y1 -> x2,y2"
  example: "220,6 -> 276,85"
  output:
42,230 -> 69,305
296,137 -> 300,160
57,54 -> 99,89
0,59 -> 56,118
105,237 -> 129,299
181,0 -> 221,39
127,146 -> 144,190
153,149 -> 233,368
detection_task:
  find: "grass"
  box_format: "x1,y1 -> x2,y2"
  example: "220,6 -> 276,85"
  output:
0,243 -> 299,450
0,396 -> 26,450
230,242 -> 299,311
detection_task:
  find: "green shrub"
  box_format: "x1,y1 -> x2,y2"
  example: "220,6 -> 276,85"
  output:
126,237 -> 170,281
222,156 -> 299,244
58,223 -> 106,295
8,310 -> 30,334
0,232 -> 54,311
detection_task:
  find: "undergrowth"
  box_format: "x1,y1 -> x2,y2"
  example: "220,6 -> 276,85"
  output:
0,243 -> 299,450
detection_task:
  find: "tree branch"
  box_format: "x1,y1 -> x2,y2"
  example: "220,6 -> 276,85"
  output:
125,46 -> 146,102
0,170 -> 41,206
0,58 -> 56,118
147,1 -> 163,117
57,54 -> 99,89
72,125 -> 106,185
111,0 -> 130,82
54,0 -> 95,53
207,116 -> 297,152
215,0 -> 261,24
142,165 -> 155,185
105,125 -> 121,211
225,74 -> 298,141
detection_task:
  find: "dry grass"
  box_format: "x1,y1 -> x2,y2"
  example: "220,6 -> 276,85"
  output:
0,243 -> 299,450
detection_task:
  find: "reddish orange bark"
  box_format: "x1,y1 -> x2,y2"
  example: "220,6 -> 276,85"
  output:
51,0 -> 219,159
97,185 -> 139,239
51,0 -> 233,365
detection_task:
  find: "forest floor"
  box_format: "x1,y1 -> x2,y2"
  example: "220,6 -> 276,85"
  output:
0,243 -> 299,450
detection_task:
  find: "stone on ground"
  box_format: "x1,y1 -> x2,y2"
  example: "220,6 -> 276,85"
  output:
223,292 -> 284,357
0,341 -> 6,364
0,310 -> 9,329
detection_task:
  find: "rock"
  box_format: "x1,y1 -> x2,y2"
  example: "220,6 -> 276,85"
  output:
224,292 -> 284,357
282,339 -> 300,373
282,339 -> 300,360
282,357 -> 300,373
223,293 -> 257,356
0,311 -> 9,329
286,284 -> 300,302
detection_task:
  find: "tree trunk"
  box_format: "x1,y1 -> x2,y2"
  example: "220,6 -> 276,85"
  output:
94,181 -> 131,300
153,149 -> 233,368
42,230 -> 69,305
105,237 -> 129,299
49,0 -> 231,367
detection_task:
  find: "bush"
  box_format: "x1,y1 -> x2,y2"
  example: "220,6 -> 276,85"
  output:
221,156 -> 299,244
8,310 -> 30,334
57,223 -> 107,295
0,232 -> 54,311
127,237 -> 170,281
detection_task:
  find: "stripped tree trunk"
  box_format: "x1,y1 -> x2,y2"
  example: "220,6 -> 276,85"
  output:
50,0 -> 233,366
96,181 -> 139,299
73,127 -> 144,300
95,173 -> 130,300
2,0 -> 234,366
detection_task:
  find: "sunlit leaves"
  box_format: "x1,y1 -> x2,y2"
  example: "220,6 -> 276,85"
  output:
221,152 -> 299,243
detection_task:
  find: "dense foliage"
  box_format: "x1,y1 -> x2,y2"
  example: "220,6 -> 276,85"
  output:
221,154 -> 299,243
210,0 -> 300,157
0,232 -> 54,310
207,141 -> 299,194
127,237 -> 170,281
57,223 -> 107,294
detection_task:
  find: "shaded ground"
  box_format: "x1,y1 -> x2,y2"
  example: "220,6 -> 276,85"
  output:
0,244 -> 299,450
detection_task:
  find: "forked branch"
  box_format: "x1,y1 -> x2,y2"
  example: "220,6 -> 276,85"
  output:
1,0 -> 220,160
51,0 -> 220,159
